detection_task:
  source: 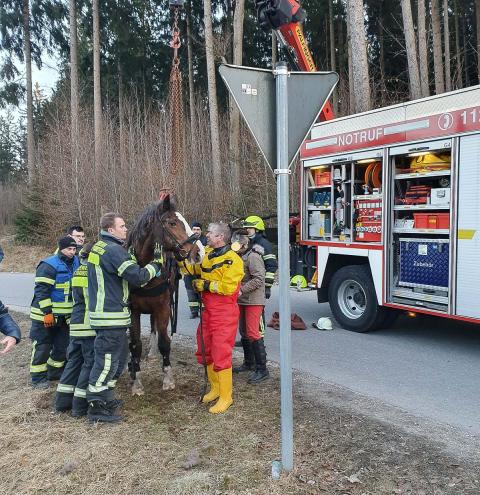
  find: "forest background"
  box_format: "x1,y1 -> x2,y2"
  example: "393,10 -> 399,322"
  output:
0,0 -> 478,243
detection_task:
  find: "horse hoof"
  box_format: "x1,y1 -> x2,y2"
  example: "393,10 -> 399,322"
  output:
162,382 -> 175,391
131,377 -> 145,396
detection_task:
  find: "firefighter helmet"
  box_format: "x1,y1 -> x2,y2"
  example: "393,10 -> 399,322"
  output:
242,215 -> 265,231
290,275 -> 307,289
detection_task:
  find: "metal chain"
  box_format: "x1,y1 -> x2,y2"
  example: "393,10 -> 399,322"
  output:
167,6 -> 184,192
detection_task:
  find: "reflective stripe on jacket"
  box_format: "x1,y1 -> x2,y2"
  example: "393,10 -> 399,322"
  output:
70,263 -> 96,337
30,254 -> 79,321
250,233 -> 277,288
87,232 -> 159,329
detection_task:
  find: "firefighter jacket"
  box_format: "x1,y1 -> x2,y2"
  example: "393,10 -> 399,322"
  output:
87,232 -> 161,329
182,245 -> 244,296
250,232 -> 277,288
70,262 -> 96,338
30,254 -> 80,322
238,245 -> 266,306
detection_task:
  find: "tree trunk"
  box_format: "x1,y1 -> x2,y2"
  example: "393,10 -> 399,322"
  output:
347,0 -> 371,112
476,0 -> 480,82
378,18 -> 387,106
443,0 -> 451,91
400,0 -> 422,99
329,0 -> 338,114
454,0 -> 462,88
463,16 -> 470,86
431,0 -> 445,93
69,0 -> 82,222
203,0 -> 222,195
272,32 -> 277,68
186,6 -> 196,140
23,0 -> 35,183
417,0 -> 430,97
346,6 -> 354,113
93,0 -> 102,192
229,0 -> 245,194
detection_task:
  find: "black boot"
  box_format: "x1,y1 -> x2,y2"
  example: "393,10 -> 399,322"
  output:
248,338 -> 270,384
233,339 -> 255,373
87,400 -> 122,423
106,399 -> 124,413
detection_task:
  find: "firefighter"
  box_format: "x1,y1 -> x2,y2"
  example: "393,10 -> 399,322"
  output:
86,212 -> 164,423
241,215 -> 277,296
54,243 -> 96,416
187,222 -> 244,414
184,222 -> 207,318
0,244 -> 21,354
29,236 -> 79,388
232,232 -> 269,383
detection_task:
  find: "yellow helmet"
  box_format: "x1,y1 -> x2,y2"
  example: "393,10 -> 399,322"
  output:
242,215 -> 265,231
290,275 -> 307,289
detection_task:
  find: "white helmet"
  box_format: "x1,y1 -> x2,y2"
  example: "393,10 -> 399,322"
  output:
316,317 -> 333,330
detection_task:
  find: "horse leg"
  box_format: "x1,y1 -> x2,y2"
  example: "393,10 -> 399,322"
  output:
155,306 -> 175,391
129,311 -> 145,396
147,313 -> 160,360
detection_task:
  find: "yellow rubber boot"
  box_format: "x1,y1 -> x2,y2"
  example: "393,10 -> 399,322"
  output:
209,367 -> 233,414
202,364 -> 219,403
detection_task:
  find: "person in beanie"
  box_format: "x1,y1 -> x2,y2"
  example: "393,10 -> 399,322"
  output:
86,213 -> 164,423
183,222 -> 207,318
232,232 -> 269,383
0,244 -> 21,354
55,243 -> 96,416
29,236 -> 79,388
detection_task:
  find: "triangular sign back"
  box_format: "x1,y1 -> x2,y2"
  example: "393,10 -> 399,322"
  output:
219,64 -> 338,170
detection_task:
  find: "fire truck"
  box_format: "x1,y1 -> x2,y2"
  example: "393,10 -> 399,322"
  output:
255,1 -> 480,331
300,86 -> 480,331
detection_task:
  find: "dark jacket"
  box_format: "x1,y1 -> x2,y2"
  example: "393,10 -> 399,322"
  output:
70,261 -> 96,338
250,232 -> 278,288
30,253 -> 79,322
87,232 -> 160,329
0,246 -> 21,342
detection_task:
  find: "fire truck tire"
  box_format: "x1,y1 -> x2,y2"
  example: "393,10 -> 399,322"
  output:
328,265 -> 385,333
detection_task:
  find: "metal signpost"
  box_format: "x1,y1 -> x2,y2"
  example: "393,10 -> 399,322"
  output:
219,62 -> 338,474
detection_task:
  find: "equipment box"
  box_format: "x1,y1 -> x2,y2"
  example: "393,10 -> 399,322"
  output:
399,238 -> 449,290
314,170 -> 331,186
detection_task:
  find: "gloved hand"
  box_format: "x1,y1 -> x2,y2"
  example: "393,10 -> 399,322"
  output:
151,244 -> 164,276
153,244 -> 164,265
192,279 -> 210,293
43,313 -> 56,328
265,286 -> 271,299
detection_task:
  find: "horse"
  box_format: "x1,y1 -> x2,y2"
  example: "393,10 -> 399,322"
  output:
125,195 -> 200,395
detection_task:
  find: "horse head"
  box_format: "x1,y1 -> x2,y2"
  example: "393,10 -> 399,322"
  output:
153,195 -> 201,263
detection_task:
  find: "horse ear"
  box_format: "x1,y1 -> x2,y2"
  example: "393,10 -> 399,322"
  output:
160,194 -> 171,212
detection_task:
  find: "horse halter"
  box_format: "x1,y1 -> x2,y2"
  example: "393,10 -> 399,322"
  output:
159,212 -> 200,260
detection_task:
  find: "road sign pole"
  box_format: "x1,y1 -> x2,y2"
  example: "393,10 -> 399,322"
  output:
275,61 -> 294,473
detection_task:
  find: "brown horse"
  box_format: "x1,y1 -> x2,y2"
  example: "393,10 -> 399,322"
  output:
126,196 -> 199,395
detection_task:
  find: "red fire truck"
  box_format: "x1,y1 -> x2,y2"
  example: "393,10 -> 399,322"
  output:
300,86 -> 480,331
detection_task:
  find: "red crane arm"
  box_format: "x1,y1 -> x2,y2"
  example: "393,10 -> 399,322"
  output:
254,0 -> 334,121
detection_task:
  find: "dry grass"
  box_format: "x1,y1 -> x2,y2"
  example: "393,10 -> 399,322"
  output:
0,237 -> 50,273
1,312 -> 479,495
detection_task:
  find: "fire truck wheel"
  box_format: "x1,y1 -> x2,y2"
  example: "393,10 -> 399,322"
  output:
328,265 -> 385,332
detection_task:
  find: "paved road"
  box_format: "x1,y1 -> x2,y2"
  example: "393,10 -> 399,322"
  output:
2,271 -> 480,436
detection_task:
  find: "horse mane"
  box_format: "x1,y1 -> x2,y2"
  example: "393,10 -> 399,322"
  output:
126,199 -> 176,252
